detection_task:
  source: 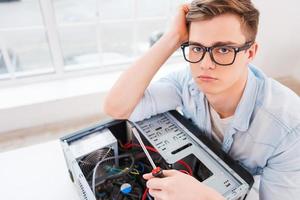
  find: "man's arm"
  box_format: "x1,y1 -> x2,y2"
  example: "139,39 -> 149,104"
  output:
259,126 -> 300,200
103,5 -> 189,119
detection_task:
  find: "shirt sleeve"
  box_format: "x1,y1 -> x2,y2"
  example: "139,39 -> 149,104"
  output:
128,68 -> 189,122
259,125 -> 300,200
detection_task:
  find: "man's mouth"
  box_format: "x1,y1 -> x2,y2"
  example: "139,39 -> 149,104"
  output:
197,75 -> 218,81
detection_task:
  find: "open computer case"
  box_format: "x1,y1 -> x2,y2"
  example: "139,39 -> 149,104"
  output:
60,110 -> 254,200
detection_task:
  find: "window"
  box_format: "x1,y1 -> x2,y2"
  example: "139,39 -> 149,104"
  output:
0,0 -> 185,84
0,0 -> 53,79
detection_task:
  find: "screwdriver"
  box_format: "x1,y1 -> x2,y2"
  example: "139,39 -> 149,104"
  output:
131,127 -> 164,178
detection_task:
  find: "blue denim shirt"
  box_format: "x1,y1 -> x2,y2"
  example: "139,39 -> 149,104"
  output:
129,64 -> 300,200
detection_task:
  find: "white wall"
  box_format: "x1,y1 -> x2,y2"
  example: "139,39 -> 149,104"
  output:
252,0 -> 300,80
294,66 -> 300,80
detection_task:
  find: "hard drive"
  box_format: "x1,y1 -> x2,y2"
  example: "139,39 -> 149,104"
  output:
60,110 -> 254,200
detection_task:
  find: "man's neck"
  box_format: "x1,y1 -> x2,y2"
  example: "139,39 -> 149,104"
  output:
206,70 -> 248,119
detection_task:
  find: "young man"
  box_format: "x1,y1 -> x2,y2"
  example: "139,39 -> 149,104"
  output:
104,0 -> 300,199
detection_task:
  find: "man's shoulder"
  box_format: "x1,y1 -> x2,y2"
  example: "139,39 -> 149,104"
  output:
255,74 -> 300,135
157,66 -> 194,93
160,65 -> 192,83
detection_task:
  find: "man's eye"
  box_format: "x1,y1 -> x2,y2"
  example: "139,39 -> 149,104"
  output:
217,47 -> 232,54
191,47 -> 203,53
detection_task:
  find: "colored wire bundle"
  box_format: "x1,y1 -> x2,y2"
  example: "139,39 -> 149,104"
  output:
122,142 -> 193,175
92,153 -> 135,194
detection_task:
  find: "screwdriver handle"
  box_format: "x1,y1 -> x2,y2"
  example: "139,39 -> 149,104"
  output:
152,167 -> 164,178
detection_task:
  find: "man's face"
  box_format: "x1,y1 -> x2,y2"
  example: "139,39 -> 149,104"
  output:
188,13 -> 257,95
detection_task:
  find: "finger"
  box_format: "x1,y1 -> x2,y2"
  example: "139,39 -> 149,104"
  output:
143,172 -> 154,180
146,177 -> 168,190
149,188 -> 161,194
159,169 -> 178,177
182,3 -> 190,13
148,189 -> 167,200
144,169 -> 179,180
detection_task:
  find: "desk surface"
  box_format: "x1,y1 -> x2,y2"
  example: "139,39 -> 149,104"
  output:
0,140 -> 80,200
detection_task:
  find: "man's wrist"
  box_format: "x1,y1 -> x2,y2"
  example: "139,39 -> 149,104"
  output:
161,31 -> 182,50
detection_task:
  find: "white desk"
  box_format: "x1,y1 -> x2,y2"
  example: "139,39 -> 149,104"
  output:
0,140 -> 259,200
0,140 -> 80,200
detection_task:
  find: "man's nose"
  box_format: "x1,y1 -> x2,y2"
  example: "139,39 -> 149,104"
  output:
198,52 -> 216,70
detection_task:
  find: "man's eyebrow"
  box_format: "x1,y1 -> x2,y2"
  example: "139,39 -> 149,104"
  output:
189,41 -> 240,46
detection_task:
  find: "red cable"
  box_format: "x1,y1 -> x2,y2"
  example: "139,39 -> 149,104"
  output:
123,142 -> 192,175
123,142 -> 158,153
142,188 -> 149,200
177,160 -> 193,175
179,169 -> 190,175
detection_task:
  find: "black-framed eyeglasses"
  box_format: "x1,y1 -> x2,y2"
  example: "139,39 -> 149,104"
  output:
180,41 -> 253,66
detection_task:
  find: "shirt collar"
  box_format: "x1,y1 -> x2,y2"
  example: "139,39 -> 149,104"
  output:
188,72 -> 200,96
231,66 -> 259,132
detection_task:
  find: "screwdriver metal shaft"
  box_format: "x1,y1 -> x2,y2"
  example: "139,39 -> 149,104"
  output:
131,127 -> 157,169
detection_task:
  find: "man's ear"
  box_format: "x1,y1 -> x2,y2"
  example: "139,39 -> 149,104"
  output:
247,42 -> 258,62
